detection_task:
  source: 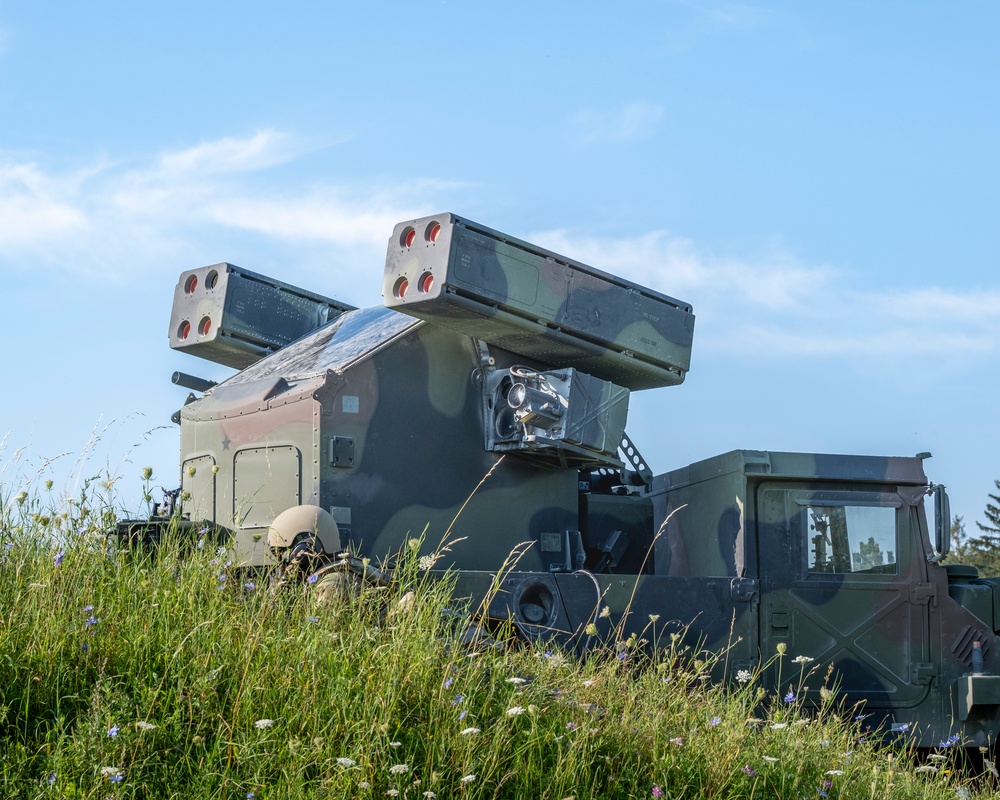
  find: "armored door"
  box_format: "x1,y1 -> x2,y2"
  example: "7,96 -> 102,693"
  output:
757,484 -> 931,712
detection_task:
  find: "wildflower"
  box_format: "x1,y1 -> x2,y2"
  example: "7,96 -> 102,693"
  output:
736,669 -> 752,684
784,690 -> 795,704
506,677 -> 526,685
359,782 -> 371,789
81,642 -> 88,653
386,791 -> 399,797
776,642 -> 787,655
135,721 -> 157,731
742,764 -> 756,776
307,616 -> 319,624
763,756 -> 778,763
389,764 -> 409,775
198,538 -> 206,549
84,605 -> 94,612
308,573 -> 319,584
652,786 -> 664,798
451,694 -> 464,705
244,582 -> 256,591
418,555 -> 437,571
254,719 -> 274,729
939,733 -> 961,748
460,727 -> 480,735
599,606 -> 611,618
458,709 -> 468,721
825,770 -> 844,776
53,550 -> 64,567
506,706 -> 526,716
443,677 -> 453,688
336,757 -> 357,767
770,723 -> 787,730
566,722 -> 578,730
460,775 -> 476,783
582,679 -> 596,688
86,615 -> 99,628
710,716 -> 721,727
109,773 -> 124,784
915,764 -> 939,773
247,794 -> 255,800
670,736 -> 683,746
792,655 -> 814,664
389,741 -> 402,748
48,773 -> 56,785
423,793 -> 437,799
15,491 -> 27,505
100,767 -> 121,777
107,724 -> 119,738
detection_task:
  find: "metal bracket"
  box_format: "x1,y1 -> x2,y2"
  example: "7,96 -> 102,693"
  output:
328,436 -> 356,468
619,431 -> 654,486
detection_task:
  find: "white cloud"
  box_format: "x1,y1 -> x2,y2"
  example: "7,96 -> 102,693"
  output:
0,132 -> 446,283
531,227 -> 999,360
570,102 -> 664,146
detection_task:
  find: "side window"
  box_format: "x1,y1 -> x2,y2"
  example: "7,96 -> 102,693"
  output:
805,504 -> 897,575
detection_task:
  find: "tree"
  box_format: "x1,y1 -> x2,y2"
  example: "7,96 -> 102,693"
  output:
945,514 -> 1000,578
976,479 -> 1000,536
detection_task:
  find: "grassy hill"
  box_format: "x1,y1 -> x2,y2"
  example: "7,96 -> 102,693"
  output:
0,475 -> 997,799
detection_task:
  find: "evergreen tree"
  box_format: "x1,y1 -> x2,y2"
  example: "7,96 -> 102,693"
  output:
945,514 -> 1000,577
976,479 -> 1000,535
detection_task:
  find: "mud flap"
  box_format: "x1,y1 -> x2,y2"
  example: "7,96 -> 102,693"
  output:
487,570 -> 601,656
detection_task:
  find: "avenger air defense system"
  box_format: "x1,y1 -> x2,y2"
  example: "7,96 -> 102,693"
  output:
135,212 -> 1000,748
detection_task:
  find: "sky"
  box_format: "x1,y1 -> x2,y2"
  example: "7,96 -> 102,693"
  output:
1,1 -> 998,532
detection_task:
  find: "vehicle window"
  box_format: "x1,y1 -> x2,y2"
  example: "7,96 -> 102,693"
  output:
805,505 -> 897,574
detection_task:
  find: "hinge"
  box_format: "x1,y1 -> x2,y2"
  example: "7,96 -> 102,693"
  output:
911,662 -> 936,684
910,583 -> 937,605
730,578 -> 758,602
328,436 -> 356,468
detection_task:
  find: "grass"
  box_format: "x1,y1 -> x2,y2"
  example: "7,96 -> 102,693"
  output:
0,473 -> 998,799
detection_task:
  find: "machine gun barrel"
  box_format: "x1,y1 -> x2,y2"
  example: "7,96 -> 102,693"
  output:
171,371 -> 217,393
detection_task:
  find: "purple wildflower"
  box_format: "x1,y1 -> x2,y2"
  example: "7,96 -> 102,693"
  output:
53,551 -> 64,567
710,716 -> 721,726
784,690 -> 795,704
107,724 -> 119,738
451,694 -> 464,706
444,677 -> 453,688
86,615 -> 99,628
652,786 -> 664,798
307,573 -> 318,584
743,764 -> 756,777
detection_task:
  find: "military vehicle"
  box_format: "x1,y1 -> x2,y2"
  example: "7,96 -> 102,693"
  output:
129,212 -> 1000,749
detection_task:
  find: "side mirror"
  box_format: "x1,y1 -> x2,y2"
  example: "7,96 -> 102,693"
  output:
933,484 -> 951,558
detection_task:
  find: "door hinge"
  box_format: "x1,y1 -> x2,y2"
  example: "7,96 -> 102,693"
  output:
911,662 -> 936,684
909,583 -> 937,605
730,578 -> 758,602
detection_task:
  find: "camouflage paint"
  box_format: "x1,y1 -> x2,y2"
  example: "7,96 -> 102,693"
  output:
157,212 -> 1000,749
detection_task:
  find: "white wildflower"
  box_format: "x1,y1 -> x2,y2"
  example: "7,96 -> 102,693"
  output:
792,655 -> 814,664
506,706 -> 526,716
763,756 -> 778,763
134,721 -> 157,731
769,723 -> 787,730
460,774 -> 477,783
460,727 -> 480,736
423,792 -> 437,799
736,669 -> 752,684
386,791 -> 399,797
389,741 -> 402,748
418,554 -> 437,571
359,782 -> 371,789
599,606 -> 611,618
254,719 -> 274,729
825,769 -> 844,776
915,765 -> 939,773
336,757 -> 357,768
506,677 -> 526,685
99,767 -> 122,776
389,764 -> 409,775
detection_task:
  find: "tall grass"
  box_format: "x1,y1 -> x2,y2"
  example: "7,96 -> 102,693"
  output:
0,475 -> 997,799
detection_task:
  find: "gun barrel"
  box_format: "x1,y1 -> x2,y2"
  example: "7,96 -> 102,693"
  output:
171,371 -> 217,393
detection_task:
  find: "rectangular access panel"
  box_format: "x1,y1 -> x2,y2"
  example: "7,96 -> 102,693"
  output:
383,213 -> 695,391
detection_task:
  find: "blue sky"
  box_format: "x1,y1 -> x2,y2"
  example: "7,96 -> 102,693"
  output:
1,1 -> 998,530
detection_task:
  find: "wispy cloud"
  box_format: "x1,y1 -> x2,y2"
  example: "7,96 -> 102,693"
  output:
532,228 -> 1000,360
0,131 -> 446,283
570,102 -> 665,146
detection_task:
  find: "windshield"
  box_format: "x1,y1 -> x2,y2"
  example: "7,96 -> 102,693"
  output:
224,306 -> 421,385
